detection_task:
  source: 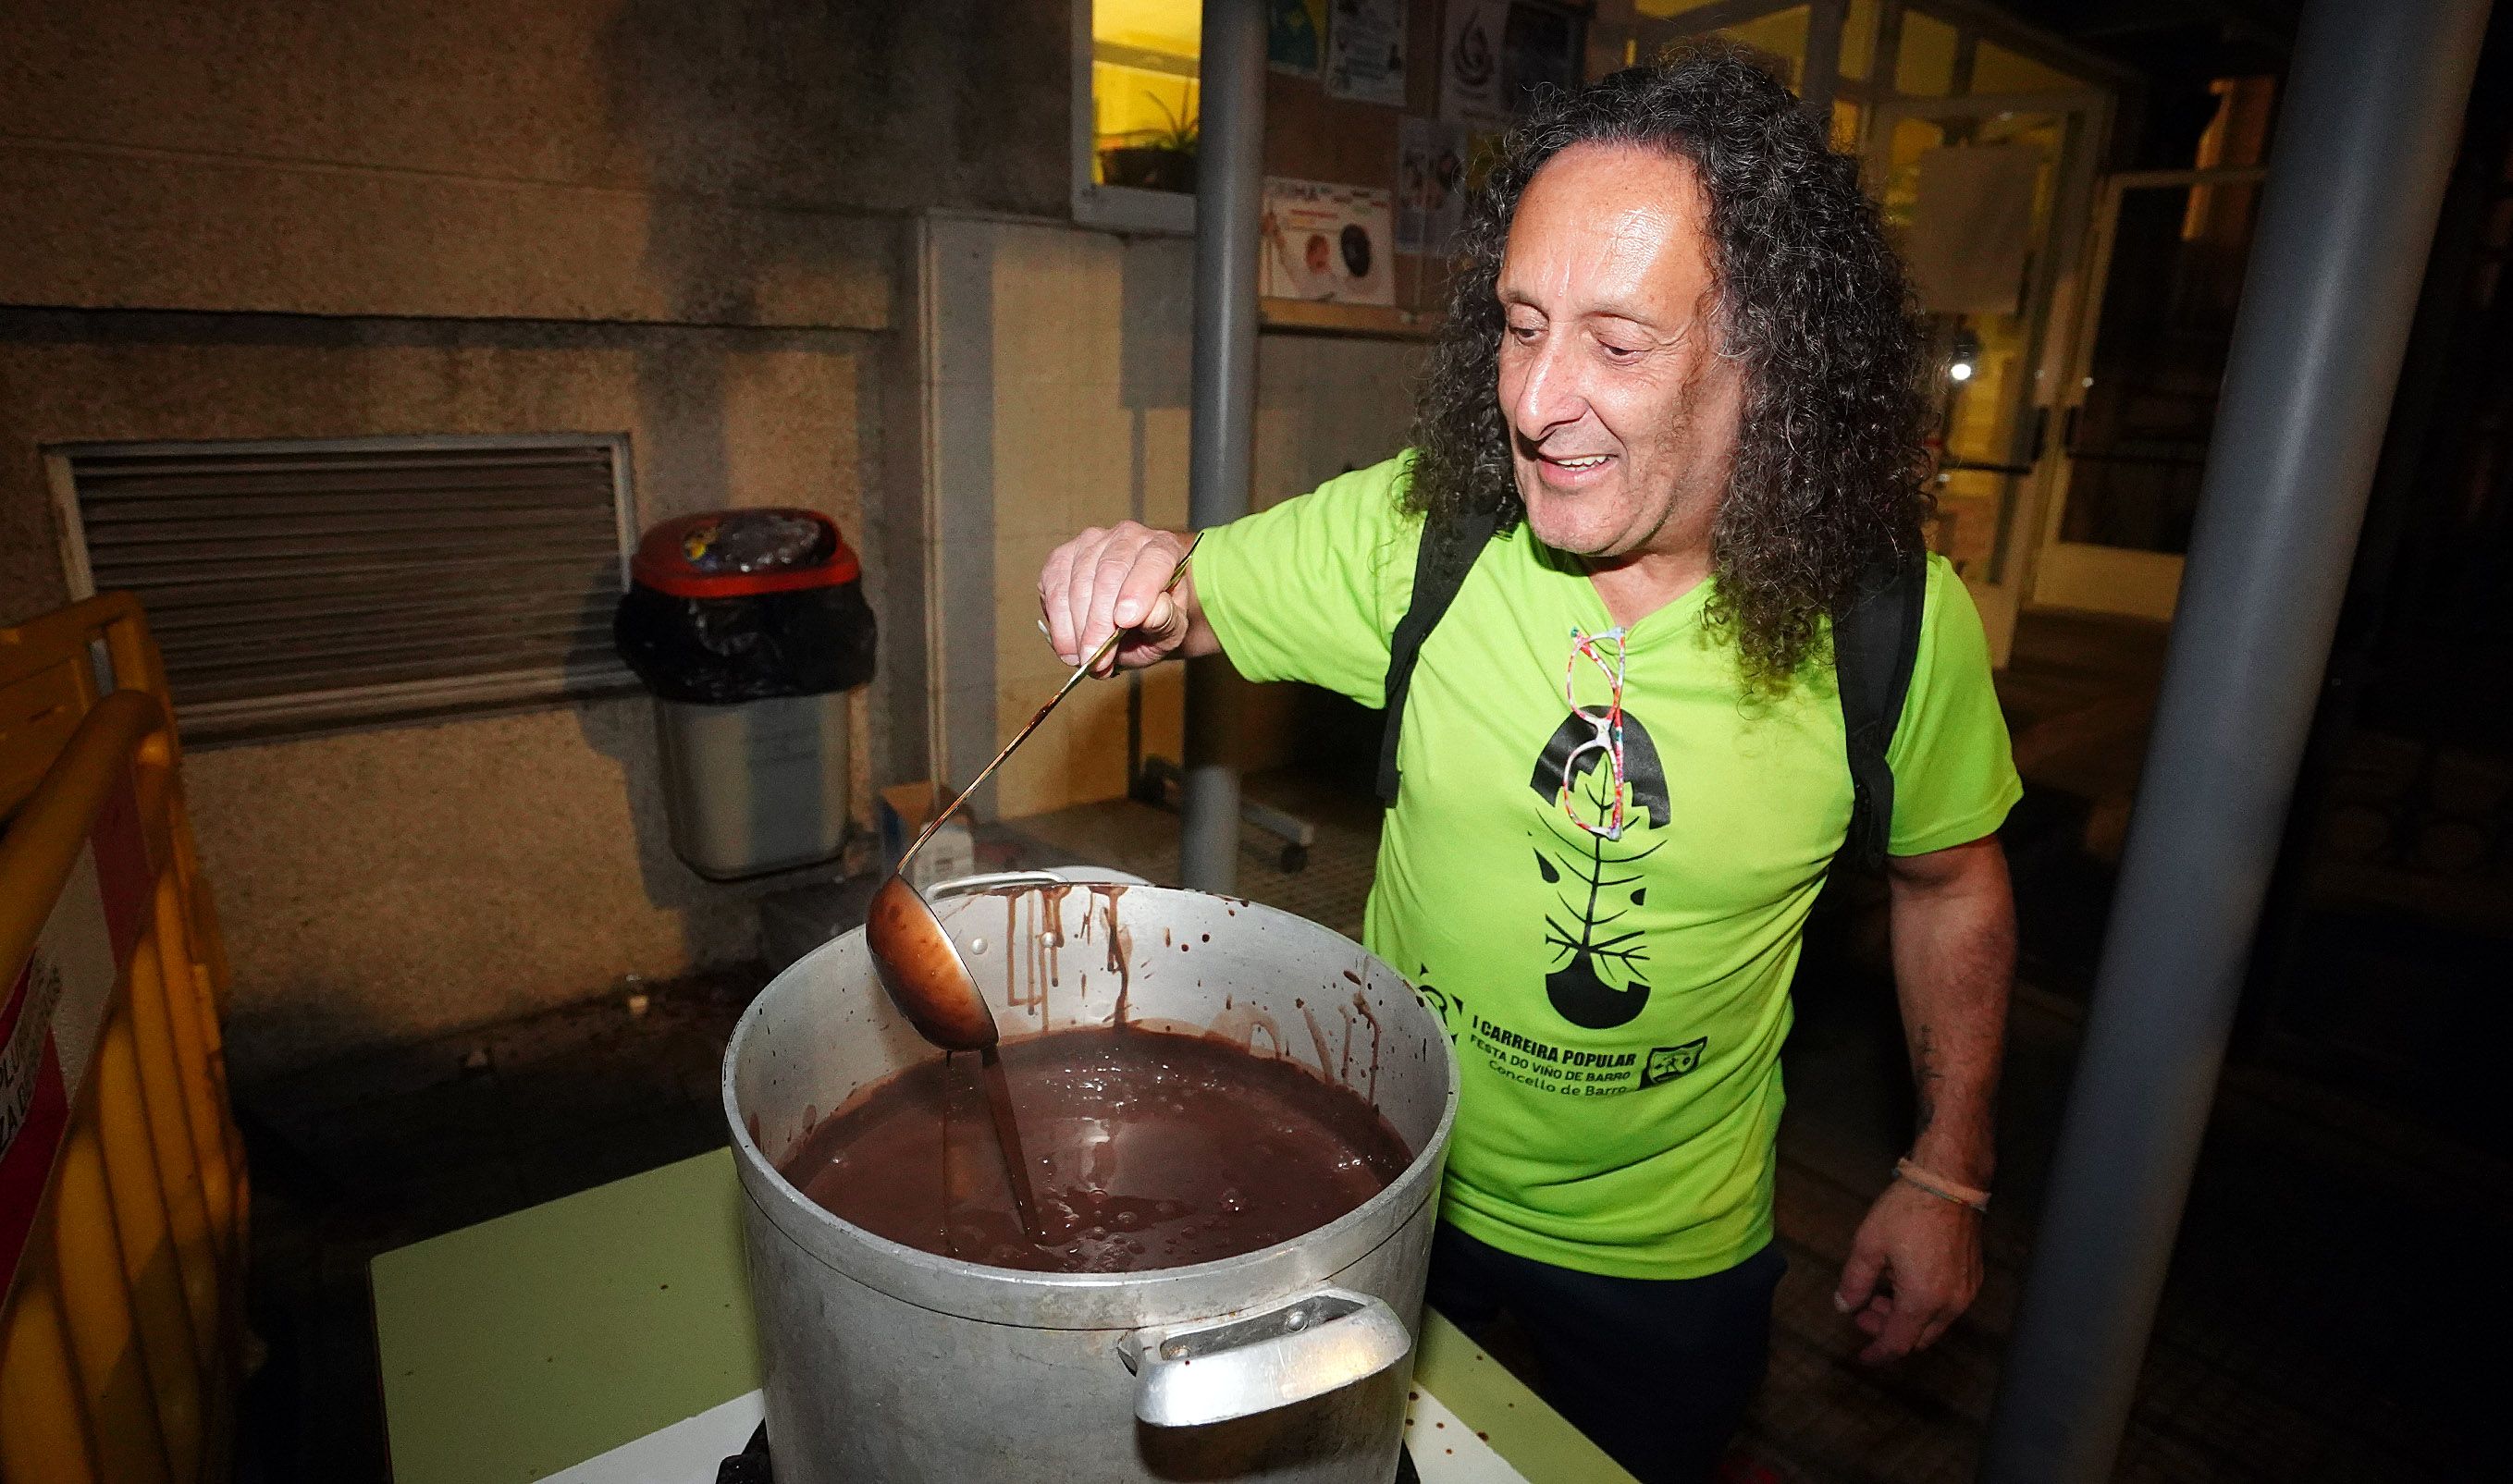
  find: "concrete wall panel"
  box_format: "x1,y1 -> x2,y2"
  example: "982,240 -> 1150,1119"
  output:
0,0 -> 1067,215
184,698 -> 743,1081
0,144 -> 893,328
0,0 -> 1080,1075
0,0 -> 1065,329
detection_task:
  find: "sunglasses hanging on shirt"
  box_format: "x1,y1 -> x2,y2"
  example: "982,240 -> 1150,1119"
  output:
1557,625 -> 1632,840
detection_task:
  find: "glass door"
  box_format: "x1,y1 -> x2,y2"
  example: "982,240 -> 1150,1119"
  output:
2029,168 -> 2268,619
1866,92 -> 2105,663
1595,1 -> 2121,661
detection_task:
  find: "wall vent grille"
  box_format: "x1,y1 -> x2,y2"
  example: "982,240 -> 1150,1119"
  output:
53,435 -> 636,740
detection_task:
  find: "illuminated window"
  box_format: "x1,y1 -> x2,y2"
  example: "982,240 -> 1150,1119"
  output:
1831,97 -> 1866,152
1715,6 -> 1810,91
1092,1 -> 1201,195
1972,41 -> 2083,97
1895,9 -> 1958,96
1839,0 -> 1879,81
2192,77 -> 2277,170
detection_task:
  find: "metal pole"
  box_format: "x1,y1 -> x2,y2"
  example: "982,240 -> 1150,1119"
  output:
1179,0 -> 1266,893
1978,3 -> 2492,1480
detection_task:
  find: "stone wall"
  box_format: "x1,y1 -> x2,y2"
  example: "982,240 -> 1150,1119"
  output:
1,0 -> 1435,1073
0,0 -> 1068,1076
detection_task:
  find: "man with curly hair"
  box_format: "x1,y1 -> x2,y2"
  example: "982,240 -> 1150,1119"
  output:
1041,44 -> 2018,1482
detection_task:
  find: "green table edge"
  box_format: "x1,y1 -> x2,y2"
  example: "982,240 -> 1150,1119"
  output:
1417,1311 -> 1638,1482
373,1148 -> 1634,1483
372,1151 -> 760,1484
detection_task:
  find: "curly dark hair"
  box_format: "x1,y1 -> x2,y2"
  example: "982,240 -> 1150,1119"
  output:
1407,42 -> 1932,691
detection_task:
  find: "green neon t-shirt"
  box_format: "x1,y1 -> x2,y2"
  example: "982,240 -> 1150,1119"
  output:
1194,454 -> 2021,1279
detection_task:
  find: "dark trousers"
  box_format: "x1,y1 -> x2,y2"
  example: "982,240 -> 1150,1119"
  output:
1424,1223 -> 1784,1484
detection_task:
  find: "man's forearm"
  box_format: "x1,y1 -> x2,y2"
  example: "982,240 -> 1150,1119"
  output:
1883,838 -> 2016,1190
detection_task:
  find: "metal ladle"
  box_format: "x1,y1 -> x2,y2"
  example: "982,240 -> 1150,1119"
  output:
867,533 -> 1201,1052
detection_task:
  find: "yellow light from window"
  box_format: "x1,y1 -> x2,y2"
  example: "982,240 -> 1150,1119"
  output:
1094,0 -> 1199,55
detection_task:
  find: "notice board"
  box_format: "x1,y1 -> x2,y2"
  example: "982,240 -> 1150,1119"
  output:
1259,0 -> 1588,336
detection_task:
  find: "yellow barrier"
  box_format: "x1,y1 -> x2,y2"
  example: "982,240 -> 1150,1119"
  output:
1,596 -> 246,1484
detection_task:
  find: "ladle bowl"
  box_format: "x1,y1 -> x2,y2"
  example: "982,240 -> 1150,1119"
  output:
864,874 -> 996,1050
866,532 -> 1199,1053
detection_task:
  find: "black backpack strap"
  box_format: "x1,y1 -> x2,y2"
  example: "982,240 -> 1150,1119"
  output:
1835,548 -> 1928,872
1377,503 -> 1503,804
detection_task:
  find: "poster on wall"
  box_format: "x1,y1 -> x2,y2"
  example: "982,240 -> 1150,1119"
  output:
1397,117 -> 1470,256
1502,3 -> 1581,107
1441,0 -> 1509,124
1324,0 -> 1409,106
1444,0 -> 1582,127
1269,0 -> 1327,79
1262,178 -> 1397,306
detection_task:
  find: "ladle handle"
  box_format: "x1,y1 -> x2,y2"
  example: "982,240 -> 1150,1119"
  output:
899,532 -> 1203,871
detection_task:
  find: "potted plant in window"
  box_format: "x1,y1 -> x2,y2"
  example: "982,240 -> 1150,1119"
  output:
1099,93 -> 1199,194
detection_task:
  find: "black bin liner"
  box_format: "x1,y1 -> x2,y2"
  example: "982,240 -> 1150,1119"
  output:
611,509 -> 878,705
613,583 -> 877,704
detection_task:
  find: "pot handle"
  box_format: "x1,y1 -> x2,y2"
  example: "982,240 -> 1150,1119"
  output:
1118,1288 -> 1412,1429
927,867 -> 1153,901
927,870 -> 1071,899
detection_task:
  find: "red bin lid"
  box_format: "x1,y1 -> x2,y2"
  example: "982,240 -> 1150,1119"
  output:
631,509 -> 860,598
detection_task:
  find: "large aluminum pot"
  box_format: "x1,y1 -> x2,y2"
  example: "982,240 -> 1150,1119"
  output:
723,871 -> 1460,1483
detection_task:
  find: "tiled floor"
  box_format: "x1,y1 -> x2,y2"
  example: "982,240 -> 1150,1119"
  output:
1010,767 -> 1387,941
232,613 -> 2499,1481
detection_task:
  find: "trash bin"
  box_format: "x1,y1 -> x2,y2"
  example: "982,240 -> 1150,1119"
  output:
613,509 -> 877,880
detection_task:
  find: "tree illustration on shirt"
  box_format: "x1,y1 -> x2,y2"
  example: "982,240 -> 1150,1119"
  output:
1527,706 -> 1671,1030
